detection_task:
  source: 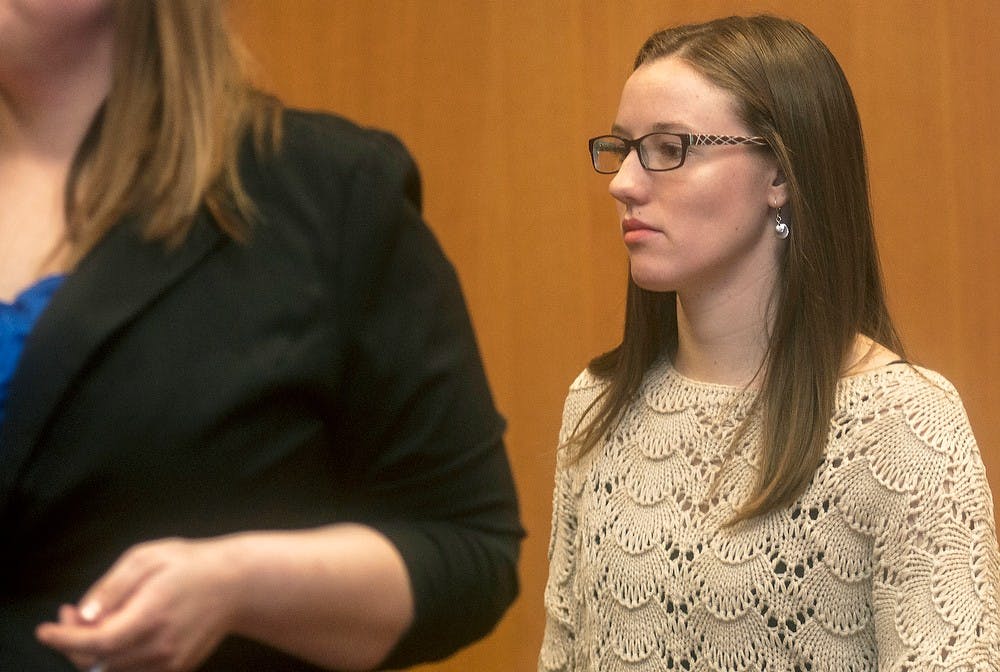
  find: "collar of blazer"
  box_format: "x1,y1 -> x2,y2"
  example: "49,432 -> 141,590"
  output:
0,211 -> 224,510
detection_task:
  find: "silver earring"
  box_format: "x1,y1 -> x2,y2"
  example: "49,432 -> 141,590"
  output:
775,207 -> 790,239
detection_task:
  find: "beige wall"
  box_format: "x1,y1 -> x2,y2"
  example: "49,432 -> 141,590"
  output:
229,2 -> 1000,670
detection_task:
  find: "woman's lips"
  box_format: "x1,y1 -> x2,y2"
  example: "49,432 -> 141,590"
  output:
621,218 -> 660,244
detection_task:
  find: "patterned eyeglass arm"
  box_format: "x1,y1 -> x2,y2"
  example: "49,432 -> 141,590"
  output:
688,134 -> 769,146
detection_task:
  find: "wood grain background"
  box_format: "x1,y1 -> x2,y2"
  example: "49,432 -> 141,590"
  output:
228,2 -> 999,669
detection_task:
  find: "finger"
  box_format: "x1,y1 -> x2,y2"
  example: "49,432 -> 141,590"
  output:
38,588 -> 159,657
40,608 -> 101,669
79,542 -> 169,623
35,618 -> 103,662
88,574 -> 220,672
88,627 -> 163,672
37,603 -> 156,670
56,603 -> 82,625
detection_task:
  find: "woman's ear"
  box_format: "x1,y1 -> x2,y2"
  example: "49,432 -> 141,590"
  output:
768,167 -> 789,208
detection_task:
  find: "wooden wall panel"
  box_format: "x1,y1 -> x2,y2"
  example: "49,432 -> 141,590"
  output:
228,2 -> 999,670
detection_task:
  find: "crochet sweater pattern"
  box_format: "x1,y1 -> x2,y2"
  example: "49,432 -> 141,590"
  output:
539,360 -> 999,672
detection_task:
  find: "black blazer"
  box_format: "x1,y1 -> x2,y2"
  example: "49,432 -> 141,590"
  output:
0,110 -> 522,670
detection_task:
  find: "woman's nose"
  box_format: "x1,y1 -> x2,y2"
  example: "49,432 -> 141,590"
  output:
608,149 -> 646,204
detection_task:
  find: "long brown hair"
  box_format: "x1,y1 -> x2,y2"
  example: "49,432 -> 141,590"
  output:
66,0 -> 281,258
573,15 -> 904,522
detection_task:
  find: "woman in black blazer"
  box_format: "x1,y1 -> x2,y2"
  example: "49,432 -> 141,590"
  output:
0,2 -> 522,670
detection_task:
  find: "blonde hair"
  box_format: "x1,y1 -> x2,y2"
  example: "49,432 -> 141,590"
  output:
574,15 -> 904,523
66,0 -> 281,258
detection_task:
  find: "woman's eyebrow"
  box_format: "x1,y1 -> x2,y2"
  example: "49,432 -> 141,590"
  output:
610,121 -> 690,136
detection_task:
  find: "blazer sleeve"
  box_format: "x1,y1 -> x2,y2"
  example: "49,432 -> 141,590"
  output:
326,127 -> 523,668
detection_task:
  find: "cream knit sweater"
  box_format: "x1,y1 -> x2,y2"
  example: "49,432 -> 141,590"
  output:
539,360 -> 999,671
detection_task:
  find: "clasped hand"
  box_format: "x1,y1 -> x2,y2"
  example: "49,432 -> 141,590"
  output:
36,536 -> 240,672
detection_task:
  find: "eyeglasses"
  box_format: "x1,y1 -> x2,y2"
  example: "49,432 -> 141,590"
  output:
588,132 -> 769,173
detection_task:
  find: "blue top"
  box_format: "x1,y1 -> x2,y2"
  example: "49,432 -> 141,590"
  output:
0,275 -> 65,426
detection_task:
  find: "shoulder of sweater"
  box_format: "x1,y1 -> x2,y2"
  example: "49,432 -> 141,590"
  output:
832,363 -> 978,461
837,362 -> 964,410
561,368 -> 607,431
568,366 -> 606,393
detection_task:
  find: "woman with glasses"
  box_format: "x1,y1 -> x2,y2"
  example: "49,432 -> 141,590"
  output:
1,2 -> 522,670
539,15 -> 998,672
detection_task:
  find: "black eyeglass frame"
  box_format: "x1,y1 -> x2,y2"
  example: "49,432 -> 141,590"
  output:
588,132 -> 769,174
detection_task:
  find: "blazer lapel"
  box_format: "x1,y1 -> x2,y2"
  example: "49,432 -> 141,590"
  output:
0,214 -> 223,505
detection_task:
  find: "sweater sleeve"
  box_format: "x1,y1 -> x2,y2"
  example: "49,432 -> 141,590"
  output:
538,370 -> 605,672
861,371 -> 1000,671
538,452 -> 580,672
330,127 -> 523,668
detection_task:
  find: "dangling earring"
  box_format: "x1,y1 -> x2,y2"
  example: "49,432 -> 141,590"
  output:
775,207 -> 790,239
